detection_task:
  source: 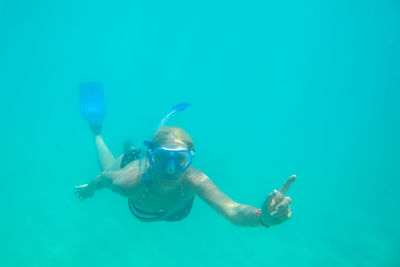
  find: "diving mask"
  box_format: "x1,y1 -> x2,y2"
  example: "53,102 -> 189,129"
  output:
149,145 -> 193,174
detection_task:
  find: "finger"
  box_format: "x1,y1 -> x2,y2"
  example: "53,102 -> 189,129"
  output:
276,197 -> 292,212
274,205 -> 291,219
279,175 -> 296,195
272,197 -> 291,218
264,190 -> 277,207
263,190 -> 284,214
75,184 -> 88,189
270,190 -> 285,209
271,209 -> 292,222
274,199 -> 291,218
286,209 -> 292,219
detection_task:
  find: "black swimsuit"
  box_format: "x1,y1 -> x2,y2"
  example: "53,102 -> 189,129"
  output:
128,193 -> 194,222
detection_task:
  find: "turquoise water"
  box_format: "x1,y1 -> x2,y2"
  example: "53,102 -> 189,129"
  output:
1,0 -> 399,266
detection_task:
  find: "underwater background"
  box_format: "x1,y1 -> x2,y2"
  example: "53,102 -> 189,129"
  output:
0,0 -> 399,266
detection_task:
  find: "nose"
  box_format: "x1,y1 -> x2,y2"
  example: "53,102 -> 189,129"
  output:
166,159 -> 175,174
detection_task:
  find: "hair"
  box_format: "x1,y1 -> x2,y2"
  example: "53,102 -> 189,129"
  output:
152,126 -> 194,151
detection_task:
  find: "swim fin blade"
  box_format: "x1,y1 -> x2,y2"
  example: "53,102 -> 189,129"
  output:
79,82 -> 105,135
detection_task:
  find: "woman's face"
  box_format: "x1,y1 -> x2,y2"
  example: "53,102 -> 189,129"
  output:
149,143 -> 193,183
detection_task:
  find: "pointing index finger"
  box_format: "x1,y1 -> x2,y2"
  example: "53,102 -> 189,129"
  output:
279,175 -> 296,195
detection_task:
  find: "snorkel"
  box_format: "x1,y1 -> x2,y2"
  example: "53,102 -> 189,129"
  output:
157,103 -> 191,130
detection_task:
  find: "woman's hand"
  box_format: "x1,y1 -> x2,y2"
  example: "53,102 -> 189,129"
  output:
74,183 -> 95,201
259,175 -> 296,226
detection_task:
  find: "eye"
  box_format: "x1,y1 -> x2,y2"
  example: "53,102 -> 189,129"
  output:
173,152 -> 189,166
153,150 -> 170,164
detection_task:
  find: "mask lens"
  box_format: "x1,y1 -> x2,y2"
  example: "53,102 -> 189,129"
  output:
151,150 -> 171,169
173,151 -> 190,168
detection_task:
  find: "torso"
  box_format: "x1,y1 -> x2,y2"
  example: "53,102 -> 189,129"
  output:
124,158 -> 196,214
132,182 -> 194,212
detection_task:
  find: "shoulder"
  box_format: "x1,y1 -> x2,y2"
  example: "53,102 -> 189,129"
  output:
183,167 -> 232,206
183,167 -> 211,189
110,160 -> 145,198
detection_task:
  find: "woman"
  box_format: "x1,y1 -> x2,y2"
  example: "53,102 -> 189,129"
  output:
75,83 -> 295,227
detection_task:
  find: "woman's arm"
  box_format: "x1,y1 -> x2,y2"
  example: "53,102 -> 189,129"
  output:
188,170 -> 260,227
75,162 -> 141,200
188,169 -> 295,228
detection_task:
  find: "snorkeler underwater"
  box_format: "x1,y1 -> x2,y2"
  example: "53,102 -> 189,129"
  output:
2,1 -> 399,265
75,82 -> 296,227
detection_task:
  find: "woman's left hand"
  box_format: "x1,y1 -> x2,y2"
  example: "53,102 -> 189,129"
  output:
259,175 -> 296,226
74,183 -> 95,201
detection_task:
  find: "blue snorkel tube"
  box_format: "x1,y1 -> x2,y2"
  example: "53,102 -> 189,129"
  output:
144,102 -> 191,149
157,103 -> 191,130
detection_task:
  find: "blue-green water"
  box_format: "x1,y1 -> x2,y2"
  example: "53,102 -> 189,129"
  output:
1,1 -> 399,266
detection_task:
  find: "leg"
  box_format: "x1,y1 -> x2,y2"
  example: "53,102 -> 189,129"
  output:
95,135 -> 120,171
79,83 -> 121,170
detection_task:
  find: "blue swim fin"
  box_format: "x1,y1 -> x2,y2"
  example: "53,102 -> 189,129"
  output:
79,82 -> 105,135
